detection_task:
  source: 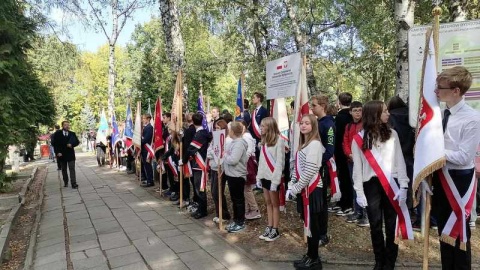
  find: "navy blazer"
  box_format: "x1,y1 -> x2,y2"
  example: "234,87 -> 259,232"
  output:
141,123 -> 153,153
249,106 -> 269,141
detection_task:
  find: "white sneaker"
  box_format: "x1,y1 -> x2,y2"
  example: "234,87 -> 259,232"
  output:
470,221 -> 476,229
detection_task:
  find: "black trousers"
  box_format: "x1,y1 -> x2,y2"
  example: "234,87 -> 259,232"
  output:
160,172 -> 169,190
364,177 -> 398,269
181,175 -> 190,201
319,166 -> 329,236
307,213 -> 322,260
226,175 -> 245,224
166,166 -> 179,192
432,169 -> 474,270
193,170 -> 207,215
190,177 -> 198,202
337,158 -> 353,210
126,154 -> 135,172
141,153 -> 153,184
211,170 -> 230,219
61,160 -> 77,186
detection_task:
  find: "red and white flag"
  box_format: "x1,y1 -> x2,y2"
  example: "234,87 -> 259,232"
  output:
413,30 -> 446,192
132,101 -> 142,156
270,98 -> 290,144
153,97 -> 164,154
291,60 -> 310,157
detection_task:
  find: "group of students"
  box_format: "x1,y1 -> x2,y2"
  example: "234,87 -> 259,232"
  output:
117,66 -> 479,270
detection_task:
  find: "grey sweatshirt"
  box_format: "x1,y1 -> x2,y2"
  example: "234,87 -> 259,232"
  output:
223,137 -> 248,178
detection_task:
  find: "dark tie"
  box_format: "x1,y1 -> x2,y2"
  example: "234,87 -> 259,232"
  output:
442,109 -> 451,133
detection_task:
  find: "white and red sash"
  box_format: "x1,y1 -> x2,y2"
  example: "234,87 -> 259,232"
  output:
252,109 -> 261,138
326,158 -> 340,200
438,167 -> 476,250
195,153 -> 208,192
261,145 -> 276,173
183,161 -> 192,178
353,133 -> 414,241
166,156 -> 178,177
295,152 -> 321,237
144,143 -> 154,161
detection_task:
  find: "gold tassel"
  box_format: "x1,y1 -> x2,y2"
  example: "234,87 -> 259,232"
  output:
412,157 -> 446,206
460,242 -> 467,251
440,234 -> 457,247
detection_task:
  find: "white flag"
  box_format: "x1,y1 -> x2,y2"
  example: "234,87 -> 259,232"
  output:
291,60 -> 310,157
413,30 -> 446,192
132,101 -> 142,150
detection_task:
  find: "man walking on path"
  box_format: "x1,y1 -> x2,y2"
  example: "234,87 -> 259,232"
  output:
52,120 -> 80,188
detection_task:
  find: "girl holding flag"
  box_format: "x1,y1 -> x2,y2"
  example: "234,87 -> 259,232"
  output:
161,123 -> 181,202
257,117 -> 285,241
351,101 -> 411,270
287,114 -> 324,270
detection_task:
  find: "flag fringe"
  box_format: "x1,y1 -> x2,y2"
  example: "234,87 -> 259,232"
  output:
440,234 -> 465,250
413,157 -> 446,203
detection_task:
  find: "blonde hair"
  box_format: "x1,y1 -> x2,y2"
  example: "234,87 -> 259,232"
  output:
436,66 -> 472,95
260,117 -> 279,147
230,121 -> 243,137
299,114 -> 320,149
311,95 -> 329,111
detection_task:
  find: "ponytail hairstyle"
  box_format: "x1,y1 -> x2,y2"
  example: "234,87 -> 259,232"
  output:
361,100 -> 391,150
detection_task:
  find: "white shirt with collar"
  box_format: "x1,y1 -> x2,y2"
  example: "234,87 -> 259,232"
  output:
63,130 -> 69,136
443,98 -> 480,170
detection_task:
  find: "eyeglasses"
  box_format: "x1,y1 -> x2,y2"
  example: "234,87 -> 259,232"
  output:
435,84 -> 454,91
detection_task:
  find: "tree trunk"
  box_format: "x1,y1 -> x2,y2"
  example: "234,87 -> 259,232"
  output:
158,0 -> 187,109
283,0 -> 317,95
394,0 -> 415,102
108,0 -> 119,118
449,0 -> 467,22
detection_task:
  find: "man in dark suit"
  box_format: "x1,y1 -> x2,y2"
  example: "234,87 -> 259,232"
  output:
249,92 -> 269,161
50,124 -> 62,170
52,121 -> 80,188
141,114 -> 154,187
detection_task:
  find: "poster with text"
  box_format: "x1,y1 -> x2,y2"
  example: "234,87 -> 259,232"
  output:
408,20 -> 480,127
212,129 -> 226,165
266,52 -> 302,99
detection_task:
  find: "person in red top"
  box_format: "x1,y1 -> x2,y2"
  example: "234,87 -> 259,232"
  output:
342,101 -> 367,226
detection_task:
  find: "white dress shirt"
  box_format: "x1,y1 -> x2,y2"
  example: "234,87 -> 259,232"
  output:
352,129 -> 409,197
443,99 -> 480,170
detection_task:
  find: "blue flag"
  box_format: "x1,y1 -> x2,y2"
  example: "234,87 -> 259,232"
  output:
111,113 -> 120,148
235,78 -> 243,120
198,93 -> 209,132
124,102 -> 134,148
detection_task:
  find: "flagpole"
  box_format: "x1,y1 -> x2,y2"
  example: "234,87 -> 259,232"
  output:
178,71 -> 184,209
422,3 -> 441,268
218,165 -> 223,231
241,72 -> 245,113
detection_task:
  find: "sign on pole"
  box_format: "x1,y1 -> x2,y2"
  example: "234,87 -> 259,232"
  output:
266,52 -> 302,99
408,20 -> 480,127
212,129 -> 226,165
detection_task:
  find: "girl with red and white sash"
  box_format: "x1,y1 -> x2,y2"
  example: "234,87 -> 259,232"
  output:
206,120 -> 232,224
161,124 -> 181,201
256,117 -> 285,242
287,114 -> 324,270
351,101 -> 411,270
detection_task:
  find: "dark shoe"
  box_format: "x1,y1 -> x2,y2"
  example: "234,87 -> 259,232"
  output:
127,170 -> 135,174
141,182 -> 154,187
64,183 -> 68,187
57,168 -> 61,171
295,257 -> 322,269
318,235 -> 330,247
72,184 -> 78,189
170,193 -> 179,201
227,223 -> 245,233
293,254 -> 309,268
192,211 -> 207,219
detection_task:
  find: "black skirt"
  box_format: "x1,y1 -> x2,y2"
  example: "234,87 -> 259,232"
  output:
296,187 -> 323,218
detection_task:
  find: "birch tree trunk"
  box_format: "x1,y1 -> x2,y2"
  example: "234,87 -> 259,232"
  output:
108,0 -> 119,118
158,0 -> 187,110
449,0 -> 468,22
394,0 -> 415,101
284,0 -> 317,95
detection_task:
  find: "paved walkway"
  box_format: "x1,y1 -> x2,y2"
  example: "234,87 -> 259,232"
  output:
32,154 -> 374,270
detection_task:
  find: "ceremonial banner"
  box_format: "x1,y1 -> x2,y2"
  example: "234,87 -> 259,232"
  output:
124,102 -> 134,149
171,72 -> 183,132
147,101 -> 154,126
153,97 -> 164,153
235,77 -> 244,120
133,101 -> 142,151
266,52 -> 302,99
96,109 -> 108,145
198,90 -> 209,132
290,60 -> 310,159
212,129 -> 226,165
413,30 -> 446,193
111,113 -> 121,148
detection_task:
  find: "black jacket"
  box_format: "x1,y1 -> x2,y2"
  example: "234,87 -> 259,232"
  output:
318,115 -> 335,164
388,107 -> 414,166
141,123 -> 153,153
183,128 -> 211,169
334,108 -> 352,163
52,129 -> 80,162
